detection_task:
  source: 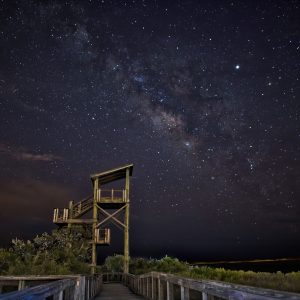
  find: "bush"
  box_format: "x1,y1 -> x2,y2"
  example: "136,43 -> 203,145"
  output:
0,226 -> 91,275
155,256 -> 189,273
103,254 -> 124,273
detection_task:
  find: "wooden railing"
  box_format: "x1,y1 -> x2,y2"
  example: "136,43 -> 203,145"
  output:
96,189 -> 126,203
0,275 -> 102,300
3,273 -> 299,299
123,272 -> 300,300
53,196 -> 94,223
95,228 -> 111,244
102,272 -> 124,283
72,195 -> 93,218
53,208 -> 69,223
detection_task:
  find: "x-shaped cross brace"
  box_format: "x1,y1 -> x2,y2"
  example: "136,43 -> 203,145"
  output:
96,204 -> 127,230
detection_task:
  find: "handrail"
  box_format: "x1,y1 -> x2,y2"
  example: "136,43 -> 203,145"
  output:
0,278 -> 75,300
102,272 -> 124,283
0,275 -> 102,300
96,189 -> 126,203
71,196 -> 93,218
123,272 -> 300,300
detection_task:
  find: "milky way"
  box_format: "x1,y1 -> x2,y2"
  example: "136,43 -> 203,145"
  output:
0,1 -> 299,261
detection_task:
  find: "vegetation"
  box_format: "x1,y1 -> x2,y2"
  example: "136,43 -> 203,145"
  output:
1,230 -> 300,293
0,227 -> 91,275
103,255 -> 300,293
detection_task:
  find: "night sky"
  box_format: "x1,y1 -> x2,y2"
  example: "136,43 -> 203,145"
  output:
0,0 -> 299,262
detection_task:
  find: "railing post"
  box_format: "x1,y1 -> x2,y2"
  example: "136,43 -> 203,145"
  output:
158,277 -> 164,300
167,280 -> 174,300
142,278 -> 146,296
63,208 -> 68,221
53,290 -> 63,300
74,276 -> 85,300
53,209 -> 57,222
146,277 -> 149,297
181,286 -> 190,300
151,275 -> 154,299
58,290 -> 63,300
18,280 -> 25,290
202,292 -> 208,300
139,278 -> 142,295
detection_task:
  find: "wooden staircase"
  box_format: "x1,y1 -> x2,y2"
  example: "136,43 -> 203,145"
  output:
71,195 -> 93,218
53,189 -> 127,225
53,195 -> 93,224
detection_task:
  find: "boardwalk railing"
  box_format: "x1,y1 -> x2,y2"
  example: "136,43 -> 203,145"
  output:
102,272 -> 124,283
1,272 -> 300,299
0,275 -> 102,300
123,272 -> 300,300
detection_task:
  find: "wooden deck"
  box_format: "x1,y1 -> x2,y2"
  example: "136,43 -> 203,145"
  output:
96,283 -> 144,300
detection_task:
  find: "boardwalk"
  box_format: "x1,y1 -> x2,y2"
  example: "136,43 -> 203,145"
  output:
96,283 -> 144,300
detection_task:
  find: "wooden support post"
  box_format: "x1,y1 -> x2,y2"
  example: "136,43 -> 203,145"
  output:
124,167 -> 130,273
151,276 -> 154,299
158,278 -> 164,300
91,178 -> 99,274
58,290 -> 63,300
181,286 -> 190,300
18,280 -> 25,290
146,277 -> 150,298
202,292 -> 208,300
63,209 -> 68,221
53,209 -> 57,222
86,278 -> 89,299
68,201 -> 73,228
141,278 -> 144,295
53,290 -> 63,300
74,276 -> 85,300
167,281 -> 174,300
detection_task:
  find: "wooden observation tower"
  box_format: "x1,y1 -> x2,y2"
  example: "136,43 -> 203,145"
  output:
53,164 -> 133,274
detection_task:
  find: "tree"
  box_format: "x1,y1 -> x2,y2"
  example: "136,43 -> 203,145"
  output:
104,255 -> 124,273
0,226 -> 92,275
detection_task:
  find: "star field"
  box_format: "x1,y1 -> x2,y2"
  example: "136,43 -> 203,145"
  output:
0,0 -> 299,261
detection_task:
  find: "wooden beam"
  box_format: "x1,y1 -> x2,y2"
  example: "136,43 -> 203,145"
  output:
96,205 -> 126,228
91,179 -> 99,274
124,167 -> 130,274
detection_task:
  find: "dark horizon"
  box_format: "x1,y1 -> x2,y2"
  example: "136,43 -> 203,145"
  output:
0,1 -> 299,263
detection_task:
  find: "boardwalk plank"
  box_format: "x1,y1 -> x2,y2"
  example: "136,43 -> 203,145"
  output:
95,283 -> 144,300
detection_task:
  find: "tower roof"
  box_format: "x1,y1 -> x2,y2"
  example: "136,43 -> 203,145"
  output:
90,164 -> 133,185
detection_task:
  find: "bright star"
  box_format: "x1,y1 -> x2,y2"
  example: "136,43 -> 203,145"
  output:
184,141 -> 192,148
235,64 -> 240,70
